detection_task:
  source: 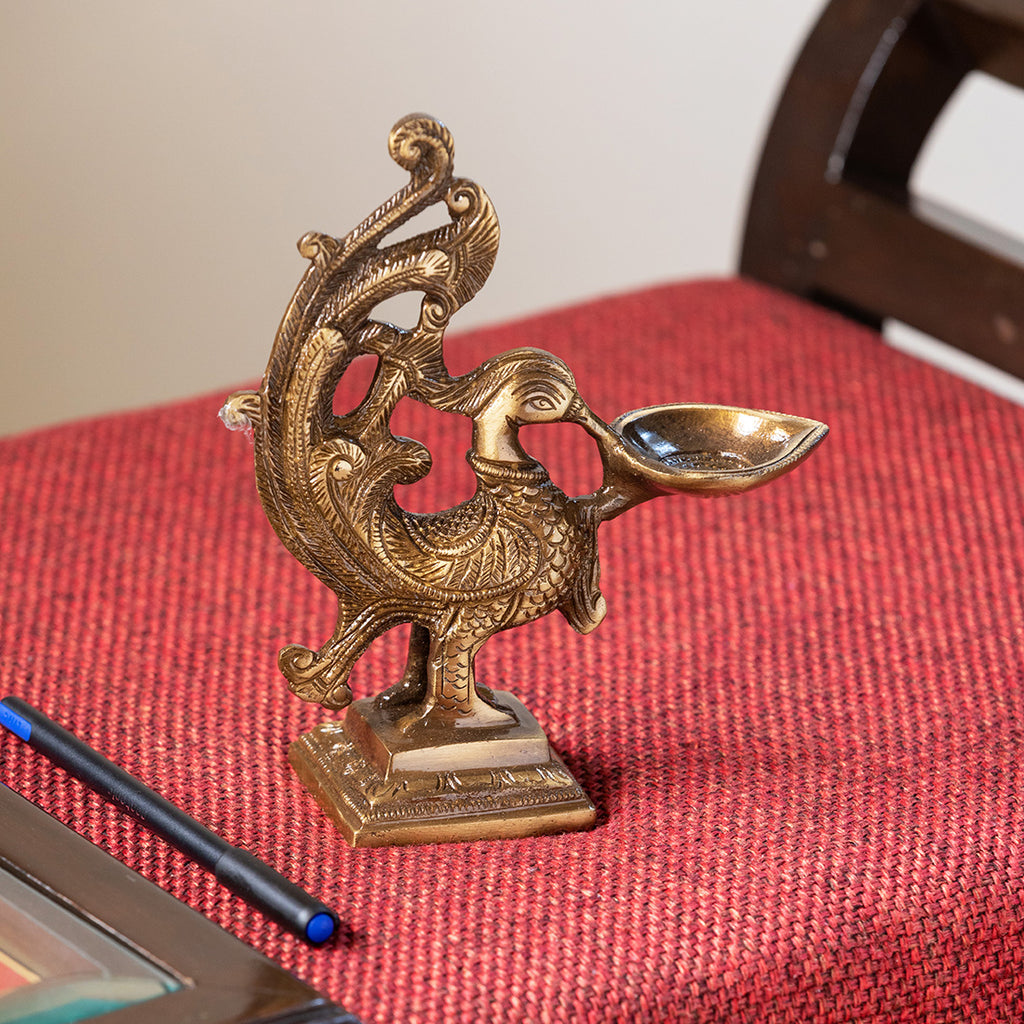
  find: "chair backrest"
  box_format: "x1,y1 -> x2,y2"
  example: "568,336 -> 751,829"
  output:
741,0 -> 1024,377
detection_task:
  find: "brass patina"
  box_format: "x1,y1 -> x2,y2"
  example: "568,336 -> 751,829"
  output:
223,114 -> 827,847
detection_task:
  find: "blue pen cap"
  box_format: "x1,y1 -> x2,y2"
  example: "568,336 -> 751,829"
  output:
305,912 -> 337,944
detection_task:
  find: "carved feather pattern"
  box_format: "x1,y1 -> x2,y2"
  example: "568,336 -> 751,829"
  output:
231,114 -> 606,711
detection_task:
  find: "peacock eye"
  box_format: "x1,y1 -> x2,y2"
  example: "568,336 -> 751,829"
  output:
330,458 -> 354,480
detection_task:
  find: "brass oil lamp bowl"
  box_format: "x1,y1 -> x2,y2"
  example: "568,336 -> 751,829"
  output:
605,404 -> 827,496
223,115 -> 827,847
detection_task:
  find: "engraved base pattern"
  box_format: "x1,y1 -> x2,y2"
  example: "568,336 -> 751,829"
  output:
289,721 -> 596,847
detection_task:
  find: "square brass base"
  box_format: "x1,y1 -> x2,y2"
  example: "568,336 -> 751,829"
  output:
288,692 -> 596,847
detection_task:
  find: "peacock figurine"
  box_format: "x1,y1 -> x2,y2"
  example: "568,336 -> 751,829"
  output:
223,115 -> 827,846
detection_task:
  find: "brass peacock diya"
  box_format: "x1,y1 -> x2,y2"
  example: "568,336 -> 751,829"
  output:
223,114 -> 827,847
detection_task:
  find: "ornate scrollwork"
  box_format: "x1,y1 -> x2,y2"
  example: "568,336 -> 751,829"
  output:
224,114 -> 827,845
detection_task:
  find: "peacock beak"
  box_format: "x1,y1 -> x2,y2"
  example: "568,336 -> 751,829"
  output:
563,396 -> 624,456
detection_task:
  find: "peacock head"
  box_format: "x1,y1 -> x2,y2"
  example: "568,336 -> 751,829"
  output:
456,348 -> 623,465
462,349 -> 580,426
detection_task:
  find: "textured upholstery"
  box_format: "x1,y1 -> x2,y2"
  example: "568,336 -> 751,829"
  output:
3,279 -> 1022,1022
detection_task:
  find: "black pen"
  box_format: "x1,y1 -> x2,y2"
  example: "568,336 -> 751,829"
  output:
0,695 -> 338,945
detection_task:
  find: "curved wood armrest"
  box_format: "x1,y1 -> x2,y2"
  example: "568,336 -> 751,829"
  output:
741,0 -> 1024,376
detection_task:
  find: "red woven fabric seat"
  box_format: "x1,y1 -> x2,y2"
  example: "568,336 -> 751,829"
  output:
3,278 -> 1022,1021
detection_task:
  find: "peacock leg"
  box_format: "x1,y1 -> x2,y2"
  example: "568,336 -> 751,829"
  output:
375,623 -> 430,709
423,627 -> 515,727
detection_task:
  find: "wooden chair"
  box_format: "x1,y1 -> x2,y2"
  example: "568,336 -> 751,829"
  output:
742,0 -> 1024,375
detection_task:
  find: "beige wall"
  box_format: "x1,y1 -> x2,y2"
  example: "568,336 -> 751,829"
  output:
5,1 -> 1020,436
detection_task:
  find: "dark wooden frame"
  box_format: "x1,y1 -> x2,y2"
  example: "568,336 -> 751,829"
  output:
0,785 -> 355,1024
741,0 -> 1024,377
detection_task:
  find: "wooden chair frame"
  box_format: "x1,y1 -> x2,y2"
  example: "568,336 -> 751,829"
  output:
742,0 -> 1024,377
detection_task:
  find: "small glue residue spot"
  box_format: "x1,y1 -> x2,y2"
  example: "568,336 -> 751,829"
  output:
219,404 -> 255,444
